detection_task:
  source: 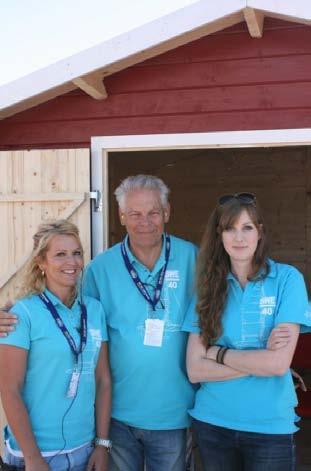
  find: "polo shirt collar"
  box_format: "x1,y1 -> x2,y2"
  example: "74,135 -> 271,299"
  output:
43,288 -> 79,309
227,258 -> 277,281
124,233 -> 174,270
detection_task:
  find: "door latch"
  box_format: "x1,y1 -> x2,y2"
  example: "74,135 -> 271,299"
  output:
89,190 -> 102,212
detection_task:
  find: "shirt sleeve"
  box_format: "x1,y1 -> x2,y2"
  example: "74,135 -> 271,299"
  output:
0,300 -> 31,350
83,261 -> 101,300
98,303 -> 109,342
274,268 -> 310,328
299,302 -> 311,333
182,295 -> 201,334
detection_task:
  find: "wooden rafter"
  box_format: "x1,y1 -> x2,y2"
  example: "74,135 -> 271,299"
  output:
243,7 -> 264,38
73,72 -> 108,100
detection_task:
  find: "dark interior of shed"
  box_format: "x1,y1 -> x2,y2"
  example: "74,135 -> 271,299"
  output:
108,145 -> 310,291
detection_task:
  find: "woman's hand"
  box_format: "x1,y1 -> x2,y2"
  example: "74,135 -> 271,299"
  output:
86,446 -> 109,471
25,456 -> 50,471
267,326 -> 291,350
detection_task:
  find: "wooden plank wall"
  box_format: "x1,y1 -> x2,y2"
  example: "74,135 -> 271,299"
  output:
1,19 -> 311,148
0,149 -> 90,305
108,146 -> 310,292
0,149 -> 91,452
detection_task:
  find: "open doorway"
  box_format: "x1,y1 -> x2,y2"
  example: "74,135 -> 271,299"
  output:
107,146 -> 311,291
91,131 -> 311,470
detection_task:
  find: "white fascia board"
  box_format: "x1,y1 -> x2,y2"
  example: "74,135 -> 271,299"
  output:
0,0 -> 245,110
91,128 -> 311,152
247,0 -> 311,21
2,0 -> 310,113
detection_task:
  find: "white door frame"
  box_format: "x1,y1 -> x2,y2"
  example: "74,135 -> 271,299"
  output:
91,128 -> 311,256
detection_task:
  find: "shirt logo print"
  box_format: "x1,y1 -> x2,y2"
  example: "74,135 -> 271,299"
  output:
259,296 -> 276,315
165,270 -> 180,289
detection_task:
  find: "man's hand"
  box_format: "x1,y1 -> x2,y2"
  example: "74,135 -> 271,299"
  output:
0,308 -> 17,337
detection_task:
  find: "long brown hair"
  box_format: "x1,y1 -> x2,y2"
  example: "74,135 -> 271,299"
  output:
196,197 -> 269,348
17,219 -> 83,302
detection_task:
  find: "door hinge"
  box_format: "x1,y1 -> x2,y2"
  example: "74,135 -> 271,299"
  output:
89,190 -> 102,212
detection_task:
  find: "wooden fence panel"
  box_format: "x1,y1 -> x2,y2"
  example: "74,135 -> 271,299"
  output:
0,148 -> 91,452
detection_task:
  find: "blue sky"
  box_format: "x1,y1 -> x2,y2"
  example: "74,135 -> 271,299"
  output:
1,0 -> 196,86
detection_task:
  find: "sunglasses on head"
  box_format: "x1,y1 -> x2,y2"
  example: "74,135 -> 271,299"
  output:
218,192 -> 256,206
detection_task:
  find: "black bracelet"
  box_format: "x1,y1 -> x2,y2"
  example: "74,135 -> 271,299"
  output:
216,346 -> 225,364
221,347 -> 229,365
216,347 -> 228,365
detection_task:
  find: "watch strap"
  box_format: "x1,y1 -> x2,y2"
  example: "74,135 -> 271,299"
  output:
94,437 -> 112,450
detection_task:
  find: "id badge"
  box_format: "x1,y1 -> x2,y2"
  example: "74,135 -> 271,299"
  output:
144,318 -> 164,347
67,370 -> 80,398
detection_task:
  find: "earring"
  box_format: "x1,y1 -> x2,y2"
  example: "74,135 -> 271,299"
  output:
41,270 -> 45,277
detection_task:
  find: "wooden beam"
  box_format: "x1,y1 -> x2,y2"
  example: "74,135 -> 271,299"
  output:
243,7 -> 264,38
72,73 -> 107,100
0,192 -> 86,202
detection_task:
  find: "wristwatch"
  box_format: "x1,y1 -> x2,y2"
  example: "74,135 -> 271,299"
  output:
94,437 -> 112,451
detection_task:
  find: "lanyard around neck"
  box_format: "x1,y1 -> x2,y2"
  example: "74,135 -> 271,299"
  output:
121,234 -> 171,311
39,292 -> 87,361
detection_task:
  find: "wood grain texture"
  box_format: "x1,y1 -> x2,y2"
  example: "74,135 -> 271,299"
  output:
0,148 -> 91,451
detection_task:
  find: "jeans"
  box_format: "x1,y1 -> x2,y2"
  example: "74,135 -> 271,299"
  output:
108,418 -> 187,471
4,443 -> 94,471
192,418 -> 296,471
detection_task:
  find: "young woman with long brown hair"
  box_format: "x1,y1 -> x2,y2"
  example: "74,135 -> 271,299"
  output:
183,193 -> 310,471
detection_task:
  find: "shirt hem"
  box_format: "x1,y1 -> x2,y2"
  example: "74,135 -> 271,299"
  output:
5,440 -> 92,457
189,412 -> 298,435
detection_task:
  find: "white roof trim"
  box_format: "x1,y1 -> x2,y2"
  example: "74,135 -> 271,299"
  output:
247,0 -> 311,22
0,0 -> 310,119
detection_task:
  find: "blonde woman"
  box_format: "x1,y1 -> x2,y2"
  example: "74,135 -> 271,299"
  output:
0,220 -> 111,471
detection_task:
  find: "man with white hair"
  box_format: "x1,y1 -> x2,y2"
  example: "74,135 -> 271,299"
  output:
84,175 -> 197,471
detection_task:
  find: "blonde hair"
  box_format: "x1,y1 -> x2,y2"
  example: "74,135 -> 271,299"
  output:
18,220 -> 83,300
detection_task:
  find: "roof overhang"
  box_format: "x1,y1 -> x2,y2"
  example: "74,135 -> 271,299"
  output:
0,0 -> 310,120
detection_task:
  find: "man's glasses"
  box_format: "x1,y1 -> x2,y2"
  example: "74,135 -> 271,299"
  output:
218,192 -> 256,206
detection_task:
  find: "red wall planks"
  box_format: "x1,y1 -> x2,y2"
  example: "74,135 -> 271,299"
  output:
1,19 -> 311,149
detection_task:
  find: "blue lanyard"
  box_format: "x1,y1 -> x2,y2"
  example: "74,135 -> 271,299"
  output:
39,292 -> 87,362
121,235 -> 171,311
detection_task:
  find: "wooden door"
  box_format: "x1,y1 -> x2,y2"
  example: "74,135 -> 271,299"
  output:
0,148 -> 91,451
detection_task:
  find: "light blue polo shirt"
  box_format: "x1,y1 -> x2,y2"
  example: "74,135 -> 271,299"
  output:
0,289 -> 108,452
182,260 -> 310,434
83,234 -> 197,429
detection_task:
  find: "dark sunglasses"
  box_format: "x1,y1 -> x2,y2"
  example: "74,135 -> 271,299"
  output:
218,192 -> 256,206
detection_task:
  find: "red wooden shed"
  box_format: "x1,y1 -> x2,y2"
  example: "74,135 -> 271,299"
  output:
0,0 -> 311,434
